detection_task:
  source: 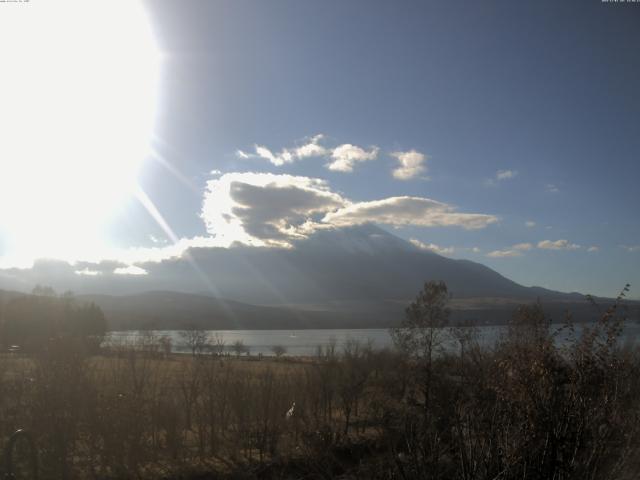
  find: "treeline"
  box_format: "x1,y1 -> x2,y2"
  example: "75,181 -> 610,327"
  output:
0,286 -> 106,352
0,282 -> 638,479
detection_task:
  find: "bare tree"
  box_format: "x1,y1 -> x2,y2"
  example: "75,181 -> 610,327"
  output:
390,280 -> 450,411
179,328 -> 210,356
159,336 -> 172,358
337,338 -> 372,435
271,345 -> 287,358
232,339 -> 248,357
212,332 -> 226,356
449,319 -> 479,375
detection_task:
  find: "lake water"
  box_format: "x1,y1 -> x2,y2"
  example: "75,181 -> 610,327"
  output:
106,323 -> 640,356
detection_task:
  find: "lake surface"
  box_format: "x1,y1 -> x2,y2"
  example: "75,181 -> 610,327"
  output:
106,323 -> 640,356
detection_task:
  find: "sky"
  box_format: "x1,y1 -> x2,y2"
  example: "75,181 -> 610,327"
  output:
0,0 -> 639,299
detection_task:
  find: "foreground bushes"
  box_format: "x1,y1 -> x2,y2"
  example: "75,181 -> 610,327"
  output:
0,291 -> 638,479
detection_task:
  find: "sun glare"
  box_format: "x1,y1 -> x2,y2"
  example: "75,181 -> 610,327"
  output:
0,1 -> 159,267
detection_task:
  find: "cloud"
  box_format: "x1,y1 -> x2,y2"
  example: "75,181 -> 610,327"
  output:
409,238 -> 455,256
75,268 -> 102,276
237,135 -> 379,173
113,236 -> 224,265
149,234 -> 167,244
256,145 -> 294,166
496,170 -> 517,181
326,144 -> 379,172
391,150 -> 427,180
227,182 -> 341,243
323,196 -> 499,230
587,246 -> 599,252
201,172 -> 346,247
488,239 -> 587,257
201,172 -> 498,248
487,249 -> 521,258
295,134 -> 329,158
546,183 -> 560,193
0,169 -> 499,271
237,135 -> 329,167
238,135 -> 380,172
486,242 -> 533,258
485,169 -> 517,186
537,239 -> 580,250
114,265 -> 148,275
621,245 -> 640,252
7,237 -> 227,276
525,220 -> 536,228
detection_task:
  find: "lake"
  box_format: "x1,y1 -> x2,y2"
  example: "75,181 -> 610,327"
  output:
106,322 -> 640,356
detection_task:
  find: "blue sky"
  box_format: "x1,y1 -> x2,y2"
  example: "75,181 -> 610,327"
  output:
0,0 -> 639,298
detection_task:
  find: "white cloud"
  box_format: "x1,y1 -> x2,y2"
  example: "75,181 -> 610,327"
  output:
546,183 -> 559,193
525,220 -> 536,228
471,247 -> 481,253
294,134 -> 328,158
236,135 -> 328,167
489,239 -> 587,257
486,169 -> 517,186
116,236 -> 226,266
587,246 -> 599,252
487,249 -> 522,258
537,239 -> 580,250
237,135 -> 379,173
391,150 -> 427,180
114,265 -> 148,275
255,145 -> 293,166
75,268 -> 101,276
496,169 -> 517,180
323,196 -> 498,230
622,245 -> 640,252
409,238 -> 455,256
486,242 -> 532,258
0,233 -> 228,272
326,144 -> 379,172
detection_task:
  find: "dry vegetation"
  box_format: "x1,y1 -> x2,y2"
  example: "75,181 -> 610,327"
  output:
0,283 -> 639,479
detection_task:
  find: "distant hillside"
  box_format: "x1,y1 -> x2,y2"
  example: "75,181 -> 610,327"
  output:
0,288 -> 25,318
76,291 -> 336,330
75,291 -> 638,332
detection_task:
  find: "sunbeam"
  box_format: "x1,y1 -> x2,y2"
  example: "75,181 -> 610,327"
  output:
135,186 -> 239,325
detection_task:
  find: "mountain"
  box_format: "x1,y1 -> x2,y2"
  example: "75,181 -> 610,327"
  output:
0,225 -> 635,330
143,224 -> 582,305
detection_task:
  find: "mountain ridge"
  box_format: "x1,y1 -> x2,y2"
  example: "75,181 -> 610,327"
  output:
0,225 -> 634,330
